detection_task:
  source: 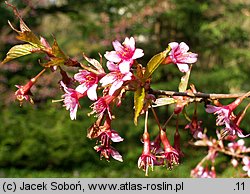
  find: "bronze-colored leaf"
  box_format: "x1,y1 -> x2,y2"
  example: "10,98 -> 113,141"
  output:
52,39 -> 67,59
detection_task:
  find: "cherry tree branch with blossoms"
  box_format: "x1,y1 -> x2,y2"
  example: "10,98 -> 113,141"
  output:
1,2 -> 250,177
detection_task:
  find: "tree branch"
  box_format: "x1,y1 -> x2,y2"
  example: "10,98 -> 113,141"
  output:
150,89 -> 250,100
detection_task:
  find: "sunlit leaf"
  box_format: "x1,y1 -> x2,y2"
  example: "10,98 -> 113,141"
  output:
8,21 -> 42,48
16,31 -> 42,47
153,97 -> 176,107
143,47 -> 170,81
178,66 -> 191,92
2,44 -> 38,64
134,87 -> 145,125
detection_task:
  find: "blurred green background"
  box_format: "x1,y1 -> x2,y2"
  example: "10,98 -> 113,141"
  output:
0,0 -> 250,177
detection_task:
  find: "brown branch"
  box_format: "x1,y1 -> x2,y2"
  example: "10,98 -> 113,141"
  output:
150,89 -> 250,100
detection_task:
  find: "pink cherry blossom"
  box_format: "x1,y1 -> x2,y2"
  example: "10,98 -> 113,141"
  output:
138,154 -> 156,176
60,81 -> 85,120
242,157 -> 250,177
100,62 -> 133,95
206,105 -> 231,126
168,42 -> 198,72
89,95 -> 115,118
104,37 -> 144,73
74,70 -> 99,101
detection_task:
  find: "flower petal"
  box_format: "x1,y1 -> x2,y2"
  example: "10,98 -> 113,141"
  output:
112,40 -> 123,52
179,42 -> 190,53
104,51 -> 121,63
99,73 -> 116,86
107,61 -> 119,71
75,84 -> 88,94
119,61 -> 131,73
70,104 -> 78,120
169,42 -> 179,51
124,37 -> 135,50
205,105 -> 221,113
110,147 -> 123,162
109,80 -> 123,95
87,84 -> 98,101
133,48 -> 144,59
176,63 -> 189,73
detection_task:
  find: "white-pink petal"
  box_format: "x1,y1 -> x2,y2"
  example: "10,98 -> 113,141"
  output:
87,84 -> 98,101
110,131 -> 124,142
122,72 -> 133,81
104,51 -> 121,63
100,73 -> 117,86
111,148 -> 123,162
169,42 -> 179,50
107,61 -> 119,71
109,80 -> 123,95
112,40 -> 123,52
133,48 -> 144,59
124,37 -> 135,50
176,63 -> 189,73
119,61 -> 131,73
70,104 -> 78,120
205,105 -> 221,113
179,42 -> 190,53
75,84 -> 88,94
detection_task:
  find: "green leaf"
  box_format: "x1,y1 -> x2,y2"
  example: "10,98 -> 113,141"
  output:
143,47 -> 170,81
2,44 -> 37,64
153,97 -> 176,107
134,87 -> 145,125
178,66 -> 191,92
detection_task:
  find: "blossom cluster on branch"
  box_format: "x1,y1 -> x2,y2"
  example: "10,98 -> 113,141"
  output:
1,2 -> 250,177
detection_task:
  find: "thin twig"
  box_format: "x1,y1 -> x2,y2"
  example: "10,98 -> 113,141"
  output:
150,89 -> 250,100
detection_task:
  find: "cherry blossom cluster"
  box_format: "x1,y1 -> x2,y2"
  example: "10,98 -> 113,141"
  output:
2,2 -> 250,177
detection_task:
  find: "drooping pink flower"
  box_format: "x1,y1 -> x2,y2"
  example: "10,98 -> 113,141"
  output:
206,95 -> 250,138
100,62 -> 133,95
206,105 -> 231,126
60,81 -> 85,120
138,132 -> 156,176
160,130 -> 179,168
185,118 -> 204,139
94,144 -> 123,162
15,81 -> 34,105
14,69 -> 46,105
89,95 -> 115,118
242,157 -> 250,177
104,37 -> 144,73
94,131 -> 123,162
74,70 -> 99,101
167,42 -> 198,72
